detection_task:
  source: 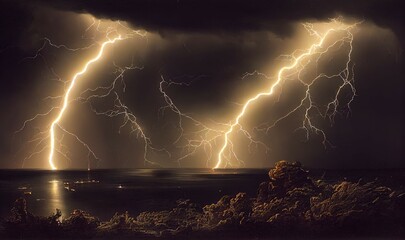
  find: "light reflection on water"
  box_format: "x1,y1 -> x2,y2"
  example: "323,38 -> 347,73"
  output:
0,169 -> 268,220
1,168 -> 401,220
48,180 -> 64,217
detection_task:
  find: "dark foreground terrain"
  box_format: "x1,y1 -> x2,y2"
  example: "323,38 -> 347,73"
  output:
1,161 -> 404,239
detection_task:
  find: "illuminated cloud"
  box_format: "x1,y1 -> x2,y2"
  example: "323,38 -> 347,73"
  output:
0,1 -> 403,169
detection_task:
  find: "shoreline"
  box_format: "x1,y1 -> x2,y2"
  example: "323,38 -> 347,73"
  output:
1,161 -> 404,239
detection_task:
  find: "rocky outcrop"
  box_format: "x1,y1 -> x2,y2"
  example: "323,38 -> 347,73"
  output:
200,192 -> 252,229
2,161 -> 404,239
133,199 -> 201,236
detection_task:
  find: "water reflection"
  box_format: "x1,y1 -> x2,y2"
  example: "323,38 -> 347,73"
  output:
47,180 -> 65,216
0,169 -> 270,220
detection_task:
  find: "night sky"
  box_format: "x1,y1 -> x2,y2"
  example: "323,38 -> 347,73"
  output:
0,0 -> 403,169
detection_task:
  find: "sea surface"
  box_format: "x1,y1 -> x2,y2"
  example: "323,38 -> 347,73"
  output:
0,168 -> 404,220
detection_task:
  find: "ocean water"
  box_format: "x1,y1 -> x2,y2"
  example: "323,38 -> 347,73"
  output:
0,168 -> 404,220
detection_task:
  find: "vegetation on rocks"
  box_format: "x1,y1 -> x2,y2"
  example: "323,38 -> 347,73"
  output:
2,161 -> 404,239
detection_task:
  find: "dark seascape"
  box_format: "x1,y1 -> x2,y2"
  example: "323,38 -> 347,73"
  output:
1,165 -> 405,239
0,168 -> 271,220
1,168 -> 404,221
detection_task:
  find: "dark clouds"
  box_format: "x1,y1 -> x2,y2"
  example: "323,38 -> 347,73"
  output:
24,0 -> 401,37
0,0 -> 403,168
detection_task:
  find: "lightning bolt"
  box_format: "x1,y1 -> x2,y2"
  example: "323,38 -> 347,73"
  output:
159,76 -> 228,167
158,75 -> 269,167
17,16 -> 362,170
48,36 -> 124,170
215,19 -> 361,169
158,19 -> 360,169
15,17 -> 157,170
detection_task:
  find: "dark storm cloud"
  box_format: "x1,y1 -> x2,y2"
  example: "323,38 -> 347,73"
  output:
24,0 -> 404,38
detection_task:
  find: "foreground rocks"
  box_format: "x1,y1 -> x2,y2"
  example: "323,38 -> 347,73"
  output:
2,161 -> 404,239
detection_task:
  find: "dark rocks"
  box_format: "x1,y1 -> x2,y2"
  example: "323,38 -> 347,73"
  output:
3,198 -> 62,238
268,160 -> 314,195
134,198 -> 201,236
200,192 -> 253,229
8,198 -> 33,224
257,160 -> 315,203
62,209 -> 100,233
309,181 -> 400,225
98,211 -> 135,232
2,160 -> 404,239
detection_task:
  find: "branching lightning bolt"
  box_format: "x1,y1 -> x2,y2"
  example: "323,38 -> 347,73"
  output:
159,76 -> 269,167
16,17 -> 362,170
215,19 -> 361,169
158,19 -> 361,169
48,36 -> 124,170
15,19 -> 156,170
159,76 -> 228,166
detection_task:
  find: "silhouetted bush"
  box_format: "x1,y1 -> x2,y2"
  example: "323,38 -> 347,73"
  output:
3,198 -> 62,238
